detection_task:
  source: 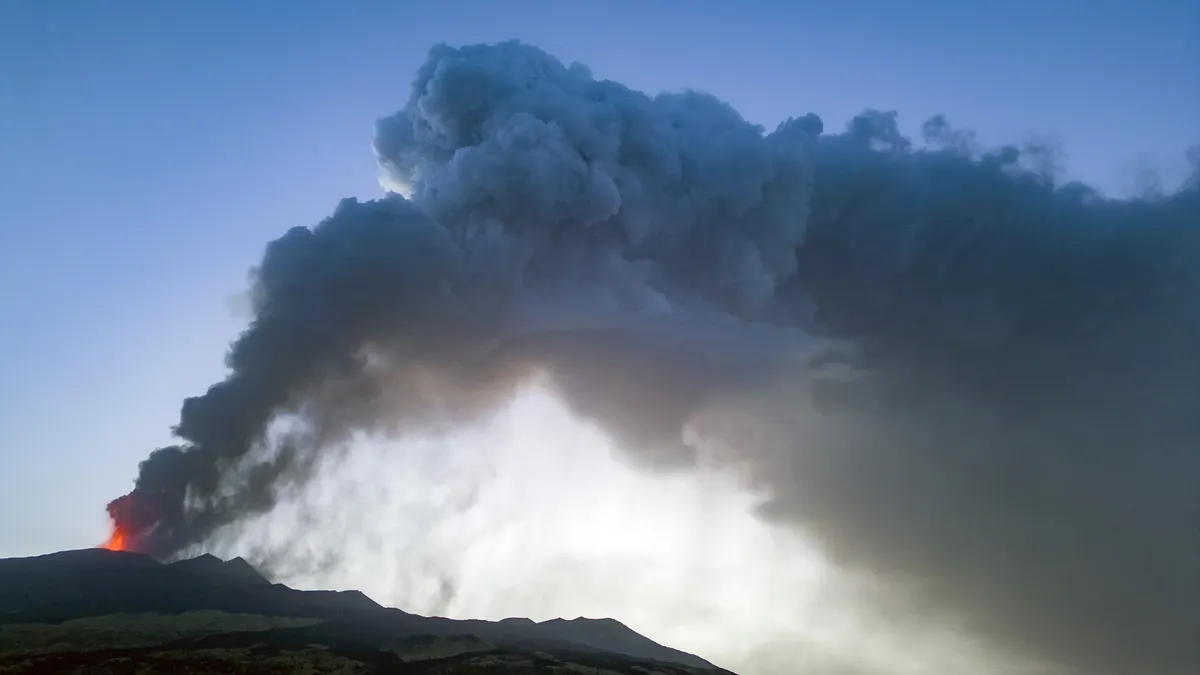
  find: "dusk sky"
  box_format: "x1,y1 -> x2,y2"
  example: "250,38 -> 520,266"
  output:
1,2 -> 1197,673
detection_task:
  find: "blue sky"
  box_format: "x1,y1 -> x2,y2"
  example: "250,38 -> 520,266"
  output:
0,0 -> 1196,557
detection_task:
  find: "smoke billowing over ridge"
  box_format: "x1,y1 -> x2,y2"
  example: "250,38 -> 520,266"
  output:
110,41 -> 1199,675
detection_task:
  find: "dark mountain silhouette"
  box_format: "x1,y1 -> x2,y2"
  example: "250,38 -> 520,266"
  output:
0,549 -> 724,673
169,553 -> 272,586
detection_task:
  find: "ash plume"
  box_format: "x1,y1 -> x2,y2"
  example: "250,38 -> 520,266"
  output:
110,41 -> 1199,675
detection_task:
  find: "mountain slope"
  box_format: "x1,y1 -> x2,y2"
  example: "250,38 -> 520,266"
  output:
0,549 -> 728,674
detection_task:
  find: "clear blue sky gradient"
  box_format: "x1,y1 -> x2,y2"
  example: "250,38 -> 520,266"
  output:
1,0 -> 1197,556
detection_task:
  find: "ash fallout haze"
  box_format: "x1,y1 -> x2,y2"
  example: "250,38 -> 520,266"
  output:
1,2 -> 1198,675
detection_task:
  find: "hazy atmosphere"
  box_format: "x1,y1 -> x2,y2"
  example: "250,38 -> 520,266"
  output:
2,2 -> 1197,675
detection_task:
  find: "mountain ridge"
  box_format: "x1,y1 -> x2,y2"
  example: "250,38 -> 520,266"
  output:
0,548 -> 727,673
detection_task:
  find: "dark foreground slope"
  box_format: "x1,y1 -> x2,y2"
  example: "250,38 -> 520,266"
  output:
0,549 -> 727,674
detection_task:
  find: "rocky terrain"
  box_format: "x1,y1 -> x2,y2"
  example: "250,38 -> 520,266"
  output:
0,549 -> 732,674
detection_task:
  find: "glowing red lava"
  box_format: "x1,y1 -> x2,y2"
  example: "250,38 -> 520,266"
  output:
98,491 -> 163,554
100,525 -> 131,551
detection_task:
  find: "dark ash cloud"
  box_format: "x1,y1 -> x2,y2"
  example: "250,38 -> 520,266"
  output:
110,41 -> 1199,675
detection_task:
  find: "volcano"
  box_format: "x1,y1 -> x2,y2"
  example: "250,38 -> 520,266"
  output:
0,548 -> 726,674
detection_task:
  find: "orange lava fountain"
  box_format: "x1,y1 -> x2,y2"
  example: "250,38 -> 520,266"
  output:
100,524 -> 131,551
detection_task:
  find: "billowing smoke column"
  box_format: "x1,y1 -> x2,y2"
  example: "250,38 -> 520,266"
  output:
108,41 -> 1199,675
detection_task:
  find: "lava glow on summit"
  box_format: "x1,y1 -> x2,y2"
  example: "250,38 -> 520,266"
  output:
100,525 -> 130,552
98,492 -> 163,554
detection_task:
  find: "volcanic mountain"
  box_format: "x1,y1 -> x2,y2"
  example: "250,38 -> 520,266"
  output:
0,549 -> 727,673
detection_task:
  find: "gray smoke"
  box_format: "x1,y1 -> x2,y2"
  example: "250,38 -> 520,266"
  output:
113,41 -> 1200,675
